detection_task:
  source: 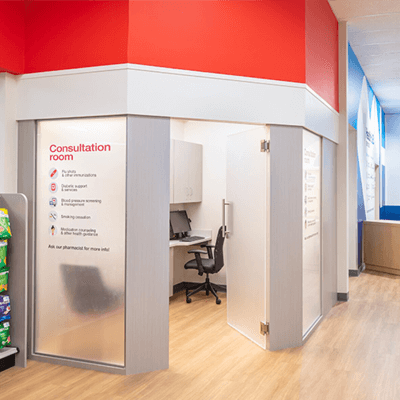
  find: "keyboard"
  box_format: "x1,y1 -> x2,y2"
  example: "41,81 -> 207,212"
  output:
180,236 -> 205,242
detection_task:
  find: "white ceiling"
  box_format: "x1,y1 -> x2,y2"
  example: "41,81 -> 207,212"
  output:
328,0 -> 400,114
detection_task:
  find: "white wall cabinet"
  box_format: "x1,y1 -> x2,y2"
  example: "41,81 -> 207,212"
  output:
171,140 -> 202,203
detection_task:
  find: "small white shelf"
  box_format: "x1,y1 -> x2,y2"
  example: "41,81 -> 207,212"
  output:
0,346 -> 18,360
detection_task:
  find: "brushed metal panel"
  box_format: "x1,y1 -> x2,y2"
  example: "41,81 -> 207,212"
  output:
322,138 -> 338,315
17,120 -> 36,358
125,116 -> 170,374
269,125 -> 303,350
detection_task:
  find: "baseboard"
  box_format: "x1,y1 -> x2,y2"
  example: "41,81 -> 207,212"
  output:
365,264 -> 400,276
349,263 -> 365,277
173,281 -> 227,294
173,282 -> 186,294
337,292 -> 349,302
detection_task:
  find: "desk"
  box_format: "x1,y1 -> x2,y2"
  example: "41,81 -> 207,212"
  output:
169,230 -> 212,296
364,220 -> 400,275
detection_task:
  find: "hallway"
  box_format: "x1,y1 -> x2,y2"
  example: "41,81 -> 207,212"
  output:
2,271 -> 400,399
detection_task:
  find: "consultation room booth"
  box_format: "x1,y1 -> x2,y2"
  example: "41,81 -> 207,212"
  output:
14,65 -> 339,375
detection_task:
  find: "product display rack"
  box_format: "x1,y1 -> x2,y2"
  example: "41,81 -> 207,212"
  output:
0,194 -> 28,372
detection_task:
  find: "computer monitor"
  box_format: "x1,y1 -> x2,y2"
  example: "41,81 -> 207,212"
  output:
170,210 -> 191,238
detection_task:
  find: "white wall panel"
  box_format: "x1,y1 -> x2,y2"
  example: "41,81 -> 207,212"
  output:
16,65 -> 339,144
305,89 -> 339,143
127,66 -> 306,128
0,74 -> 18,193
17,67 -> 128,121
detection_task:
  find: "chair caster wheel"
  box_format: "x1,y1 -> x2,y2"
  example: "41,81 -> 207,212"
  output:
216,299 -> 221,305
186,297 -> 192,303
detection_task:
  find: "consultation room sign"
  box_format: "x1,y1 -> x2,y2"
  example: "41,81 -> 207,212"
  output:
35,117 -> 126,365
37,117 -> 126,249
49,143 -> 112,161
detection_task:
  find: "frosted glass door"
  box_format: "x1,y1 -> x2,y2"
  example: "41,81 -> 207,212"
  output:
302,130 -> 322,335
35,117 -> 126,366
226,126 -> 269,349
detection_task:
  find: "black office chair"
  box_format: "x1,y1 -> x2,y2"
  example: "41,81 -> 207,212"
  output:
184,226 -> 225,304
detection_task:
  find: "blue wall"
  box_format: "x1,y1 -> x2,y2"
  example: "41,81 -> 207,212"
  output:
348,43 -> 385,267
380,206 -> 400,221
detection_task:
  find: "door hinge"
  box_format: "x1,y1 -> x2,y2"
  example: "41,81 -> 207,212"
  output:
260,321 -> 269,335
260,140 -> 270,153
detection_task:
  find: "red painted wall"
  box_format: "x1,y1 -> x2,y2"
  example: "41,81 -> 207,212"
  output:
0,0 -> 338,111
0,1 -> 24,74
128,1 -> 306,84
24,1 -> 128,73
305,0 -> 339,111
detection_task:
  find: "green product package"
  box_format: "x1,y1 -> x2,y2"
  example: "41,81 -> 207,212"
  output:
0,271 -> 9,293
0,208 -> 12,240
0,241 -> 8,273
0,321 -> 10,349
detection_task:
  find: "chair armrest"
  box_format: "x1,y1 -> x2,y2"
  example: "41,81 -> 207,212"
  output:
200,244 -> 214,259
187,250 -> 207,254
187,251 -> 205,275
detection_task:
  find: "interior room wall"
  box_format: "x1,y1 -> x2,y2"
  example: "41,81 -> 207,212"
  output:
180,120 -> 259,285
170,119 -> 185,141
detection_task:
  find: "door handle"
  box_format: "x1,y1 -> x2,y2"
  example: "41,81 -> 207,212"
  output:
222,199 -> 230,238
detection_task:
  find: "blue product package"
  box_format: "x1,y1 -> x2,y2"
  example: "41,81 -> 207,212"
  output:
0,295 -> 10,323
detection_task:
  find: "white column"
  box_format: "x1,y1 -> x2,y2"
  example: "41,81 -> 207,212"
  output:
337,21 -> 350,296
0,73 -> 18,193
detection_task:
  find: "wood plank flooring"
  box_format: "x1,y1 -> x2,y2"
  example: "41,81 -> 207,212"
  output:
2,271 -> 400,399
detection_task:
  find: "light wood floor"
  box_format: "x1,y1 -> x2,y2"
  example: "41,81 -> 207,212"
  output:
3,271 -> 400,399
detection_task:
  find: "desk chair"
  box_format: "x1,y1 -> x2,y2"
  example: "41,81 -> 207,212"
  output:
184,226 -> 225,304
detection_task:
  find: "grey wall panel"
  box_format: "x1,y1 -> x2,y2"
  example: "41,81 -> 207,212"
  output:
125,116 -> 170,374
0,194 -> 28,367
349,126 -> 358,271
17,120 -> 36,357
322,138 -> 338,315
269,125 -> 303,351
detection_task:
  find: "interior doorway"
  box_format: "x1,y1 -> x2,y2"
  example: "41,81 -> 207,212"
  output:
168,119 -> 270,350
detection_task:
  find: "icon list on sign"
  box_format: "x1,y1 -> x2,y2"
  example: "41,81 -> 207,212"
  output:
49,212 -> 58,221
49,182 -> 58,193
49,168 -> 58,179
49,225 -> 57,236
49,169 -> 58,233
49,197 -> 57,207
